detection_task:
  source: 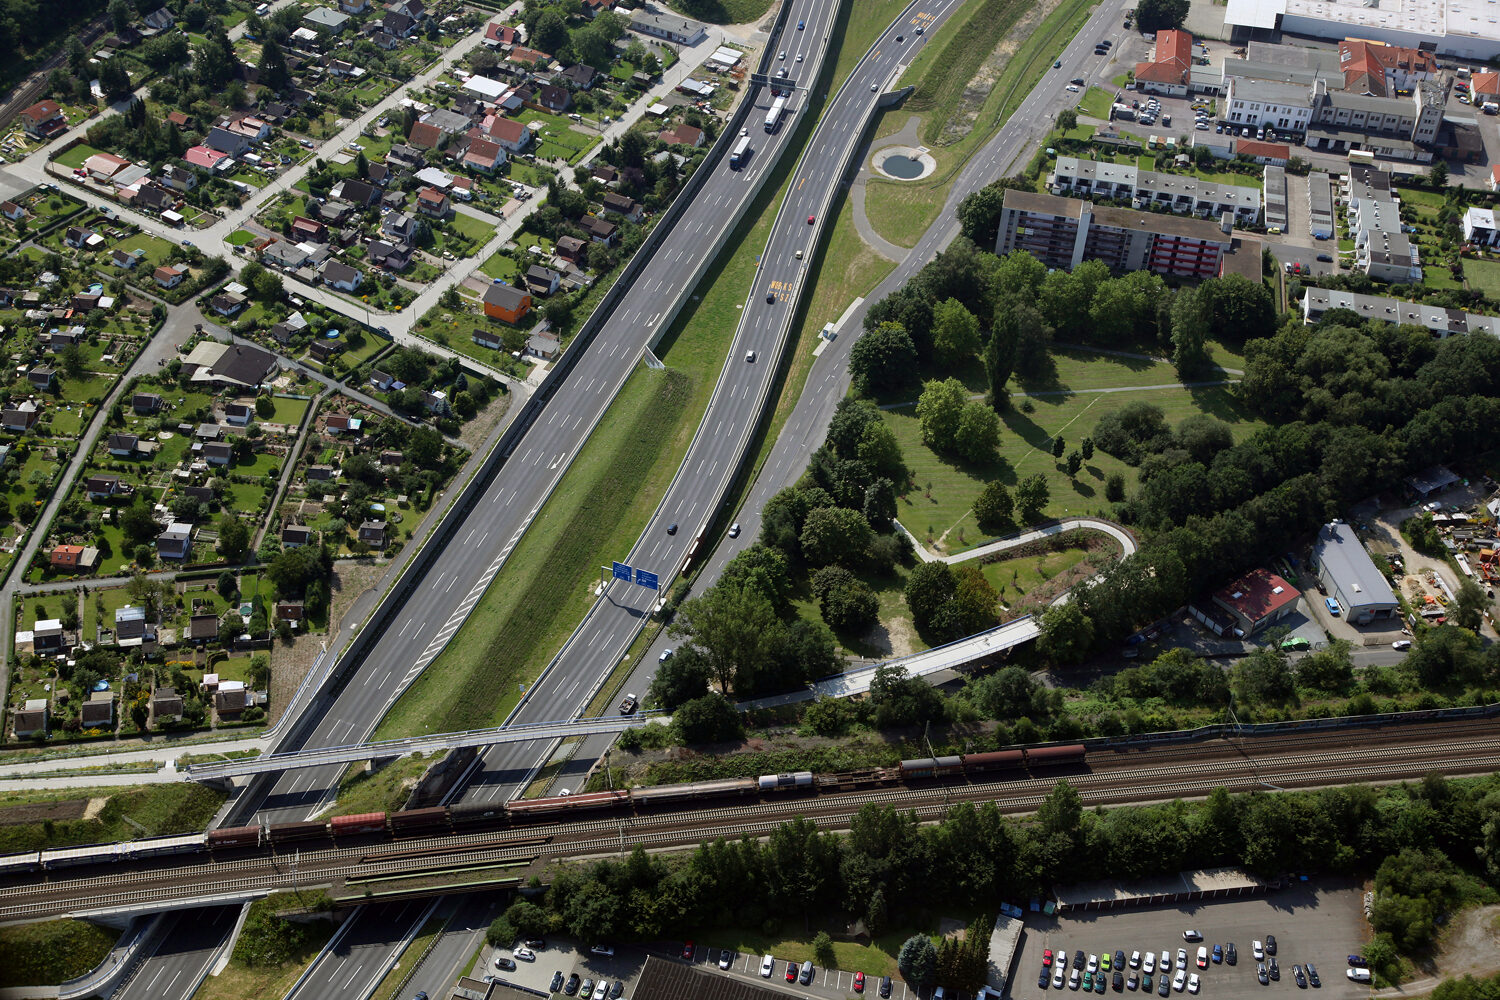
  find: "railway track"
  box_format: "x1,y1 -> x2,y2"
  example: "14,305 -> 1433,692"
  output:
4,732 -> 1497,921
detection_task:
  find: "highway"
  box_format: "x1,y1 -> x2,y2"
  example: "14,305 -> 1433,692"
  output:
224,0 -> 845,831
286,900 -> 433,1000
115,906 -> 237,1000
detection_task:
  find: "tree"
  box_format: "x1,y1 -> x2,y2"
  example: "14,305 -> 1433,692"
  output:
255,395 -> 275,419
905,562 -> 955,632
984,303 -> 1018,409
858,423 -> 907,484
1430,159 -> 1449,187
1058,107 -> 1078,131
259,35 -> 290,93
916,378 -> 969,453
1051,435 -> 1066,459
1170,286 -> 1214,377
217,516 -> 249,562
932,297 -> 981,368
648,645 -> 711,710
954,402 -> 1000,463
1039,602 -> 1094,664
1065,450 -> 1083,477
898,935 -> 938,986
968,665 -> 1041,720
217,570 -> 238,598
1015,474 -> 1049,522
674,693 -> 743,744
120,500 -> 159,545
544,296 -> 573,331
973,482 -> 1014,534
1136,0 -> 1190,31
1081,437 -> 1094,461
813,566 -> 879,633
110,0 -> 131,33
956,183 -> 1007,247
863,477 -> 898,531
1296,641 -> 1353,694
354,150 -> 369,179
850,322 -> 918,396
532,8 -> 570,52
800,506 -> 874,567
670,583 -> 777,695
1233,648 -> 1295,706
1453,579 -> 1488,632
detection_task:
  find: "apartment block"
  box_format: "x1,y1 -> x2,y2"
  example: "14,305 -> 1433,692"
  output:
1301,288 -> 1500,337
1048,156 -> 1261,224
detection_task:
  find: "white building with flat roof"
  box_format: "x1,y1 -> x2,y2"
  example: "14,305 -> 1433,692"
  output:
1225,0 -> 1500,60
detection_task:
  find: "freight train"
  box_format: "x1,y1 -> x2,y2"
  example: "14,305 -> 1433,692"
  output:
0,745 -> 1084,875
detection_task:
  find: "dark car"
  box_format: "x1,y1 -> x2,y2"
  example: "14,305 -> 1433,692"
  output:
1257,965 -> 1268,986
896,34 -> 904,41
1348,956 -> 1367,967
1115,951 -> 1126,971
527,940 -> 547,950
798,19 -> 804,28
1266,936 -> 1277,956
496,959 -> 517,972
1054,60 -> 1062,68
667,522 -> 678,534
1076,951 -> 1087,971
767,292 -> 775,303
1041,971 -> 1051,989
1316,253 -> 1333,262
1071,77 -> 1086,85
1113,971 -> 1124,992
1269,959 -> 1280,982
1306,963 -> 1320,988
1158,978 -> 1169,998
565,975 -> 581,995
1212,946 -> 1222,965
610,983 -> 623,999
881,977 -> 893,998
1225,944 -> 1237,966
801,964 -> 815,986
1095,974 -> 1106,994
1292,965 -> 1307,989
551,972 -> 565,992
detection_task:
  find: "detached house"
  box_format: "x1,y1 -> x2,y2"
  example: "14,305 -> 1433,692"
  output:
282,524 -> 314,548
108,433 -> 139,457
537,84 -> 571,112
416,186 -> 450,218
601,192 -> 642,222
51,544 -> 99,572
85,474 -> 123,501
1,400 -> 40,432
132,392 -> 162,415
462,136 -> 505,173
359,520 -> 388,547
20,99 -> 66,139
154,263 -> 188,289
481,281 -> 531,323
322,260 -> 363,292
487,117 -> 530,154
156,522 -> 192,560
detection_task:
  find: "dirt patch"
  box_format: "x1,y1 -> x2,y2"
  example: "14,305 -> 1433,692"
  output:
1377,903 -> 1500,995
455,387 -> 513,452
937,0 -> 1062,146
0,797 -> 89,826
266,560 -> 388,725
938,917 -> 969,940
81,797 -> 106,821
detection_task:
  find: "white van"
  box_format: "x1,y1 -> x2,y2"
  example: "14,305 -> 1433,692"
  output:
1347,969 -> 1372,983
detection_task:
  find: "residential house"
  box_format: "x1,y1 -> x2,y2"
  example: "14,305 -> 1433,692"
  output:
524,264 -> 561,297
189,614 -> 219,644
47,327 -> 83,351
592,164 -> 618,186
32,619 -> 64,653
50,544 -> 99,572
282,525 -> 314,548
527,330 -> 561,359
601,192 -> 642,222
368,370 -> 395,392
484,21 -> 517,46
473,328 -> 505,350
481,281 -> 532,323
132,393 -> 162,415
263,241 -> 312,270
555,235 -> 587,263
203,126 -> 251,156
387,143 -> 425,171
27,366 -> 54,390
660,123 -> 704,147
464,74 -> 510,103
20,99 -> 66,139
184,145 -> 232,172
384,10 -> 415,36
13,700 -> 48,738
372,29 -> 399,49
339,0 -> 370,11
166,110 -> 192,129
579,216 -> 617,244
224,402 -> 253,426
388,0 -> 426,19
359,520 -> 388,547
209,292 -> 246,317
85,150 -> 131,179
1133,29 -> 1194,96
154,263 -> 189,289
322,260 -> 363,292
139,7 -> 175,34
559,64 -> 597,89
408,120 -> 443,149
488,117 -> 530,154
150,687 -> 183,723
366,240 -> 413,272
0,201 -> 25,221
307,464 -> 337,481
303,6 -> 350,32
183,343 -> 280,390
380,450 -> 404,466
508,45 -> 550,67
462,136 -> 505,172
108,433 -> 139,457
416,186 -> 450,217
81,691 -> 114,729
85,474 -> 123,501
536,84 -> 571,112
291,216 -> 328,242
160,164 -> 197,192
308,339 -> 343,362
64,226 -> 93,249
325,413 -> 360,434
203,441 -> 234,466
381,212 -> 416,242
156,522 -> 192,560
276,601 -> 305,623
330,178 -> 380,206
109,247 -> 143,269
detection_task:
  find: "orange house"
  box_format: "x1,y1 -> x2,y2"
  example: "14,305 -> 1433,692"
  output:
482,282 -> 532,324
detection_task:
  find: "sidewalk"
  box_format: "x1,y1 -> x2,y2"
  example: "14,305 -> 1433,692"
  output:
894,516 -> 1139,566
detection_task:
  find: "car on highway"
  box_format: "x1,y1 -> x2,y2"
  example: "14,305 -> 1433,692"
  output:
552,972 -> 566,991
808,214 -> 816,224
746,349 -> 756,362
798,19 -> 804,28
796,248 -> 804,258
495,958 -> 517,971
855,972 -> 865,992
797,52 -> 803,61
880,977 -> 893,998
619,694 -> 638,715
767,291 -> 776,302
778,50 -> 786,59
897,34 -> 904,41
682,942 -> 695,960
414,993 -> 428,1000
1054,60 -> 1062,67
1306,963 -> 1320,987
728,523 -> 741,537
786,962 -> 798,983
777,67 -> 788,77
667,522 -> 678,534
761,955 -> 775,977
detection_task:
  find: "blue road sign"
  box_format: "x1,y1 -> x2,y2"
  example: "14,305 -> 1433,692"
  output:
635,568 -> 660,591
612,561 -> 632,582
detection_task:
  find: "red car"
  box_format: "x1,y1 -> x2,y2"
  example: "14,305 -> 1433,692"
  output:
1044,950 -> 1054,968
786,963 -> 798,982
682,941 -> 694,960
807,214 -> 815,224
855,973 -> 866,993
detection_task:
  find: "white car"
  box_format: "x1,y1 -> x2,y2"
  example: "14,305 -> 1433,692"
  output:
514,947 -> 537,962
1177,949 -> 1188,971
1160,952 -> 1171,974
1070,969 -> 1081,991
719,950 -> 733,970
1088,955 -> 1100,974
593,982 -> 608,1000
1066,84 -> 1081,92
1173,972 -> 1187,993
1196,947 -> 1208,968
1054,969 -> 1065,988
1187,974 -> 1200,995
1143,954 -> 1156,975
1252,941 -> 1264,961
592,945 -> 615,957
761,955 -> 775,977
1131,952 -> 1141,969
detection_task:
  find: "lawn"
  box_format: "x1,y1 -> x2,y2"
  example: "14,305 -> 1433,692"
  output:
885,377 -> 1261,555
194,923 -> 335,1000
53,144 -> 104,169
226,230 -> 256,246
109,232 -> 176,271
696,925 -> 923,979
238,452 -> 284,478
373,365 -> 693,739
0,783 -> 225,854
0,920 -> 120,989
332,752 -> 442,816
478,250 -> 520,281
229,481 -> 270,513
1078,85 -> 1114,119
268,395 -> 311,425
867,0 -> 1099,247
978,542 -> 1096,603
448,210 -> 494,243
1464,257 -> 1500,296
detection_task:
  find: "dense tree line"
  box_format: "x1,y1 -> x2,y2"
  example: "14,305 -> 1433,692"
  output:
491,774 -> 1500,984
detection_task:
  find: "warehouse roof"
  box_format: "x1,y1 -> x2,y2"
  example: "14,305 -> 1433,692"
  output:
1313,522 -> 1397,608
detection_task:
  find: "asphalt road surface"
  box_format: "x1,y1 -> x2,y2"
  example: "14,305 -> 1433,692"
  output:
224,0 -> 847,831
115,906 -> 237,1000
285,899 -> 431,1000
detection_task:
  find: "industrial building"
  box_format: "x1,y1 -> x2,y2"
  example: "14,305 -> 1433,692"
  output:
1223,0 -> 1500,61
1311,522 -> 1399,624
1211,567 -> 1302,635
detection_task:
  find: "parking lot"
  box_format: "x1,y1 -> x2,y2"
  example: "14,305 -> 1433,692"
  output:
1015,881 -> 1370,1000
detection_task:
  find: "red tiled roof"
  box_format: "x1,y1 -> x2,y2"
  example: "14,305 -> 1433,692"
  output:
1213,568 -> 1299,625
408,121 -> 442,149
1134,29 -> 1192,86
488,117 -> 527,144
1234,139 -> 1290,160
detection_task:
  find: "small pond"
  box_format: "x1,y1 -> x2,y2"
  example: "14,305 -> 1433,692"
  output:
880,154 -> 925,179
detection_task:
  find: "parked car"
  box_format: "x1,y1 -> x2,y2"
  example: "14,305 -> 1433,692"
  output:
682,942 -> 695,960
1225,943 -> 1237,966
551,972 -> 565,992
1266,936 -> 1277,956
880,976 -> 893,998
1172,972 -> 1187,993
1306,963 -> 1320,987
1187,975 -> 1200,995
786,962 -> 798,983
495,958 -> 517,971
720,950 -> 733,970
761,955 -> 775,977
565,974 -> 581,994
855,972 -> 866,992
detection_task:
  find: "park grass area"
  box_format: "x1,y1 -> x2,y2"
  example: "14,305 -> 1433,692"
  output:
53,144 -> 104,169
373,366 -> 693,738
1078,85 -> 1114,118
0,783 -> 226,854
886,377 -> 1260,555
978,541 -> 1095,602
696,926 -> 917,978
370,918 -> 449,1000
227,230 -> 256,246
0,919 -> 120,988
448,211 -> 494,244
478,249 -> 520,281
866,0 -> 1099,247
268,395 -> 311,425
332,752 -> 443,815
194,923 -> 335,1000
665,0 -> 774,22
